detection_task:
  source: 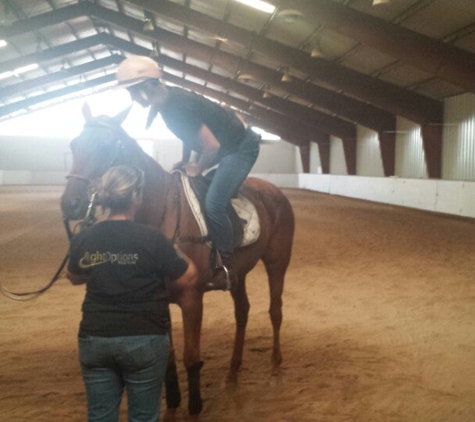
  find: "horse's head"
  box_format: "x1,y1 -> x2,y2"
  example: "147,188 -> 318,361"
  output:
60,103 -> 134,220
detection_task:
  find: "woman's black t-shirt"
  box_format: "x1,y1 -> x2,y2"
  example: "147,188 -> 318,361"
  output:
68,220 -> 188,337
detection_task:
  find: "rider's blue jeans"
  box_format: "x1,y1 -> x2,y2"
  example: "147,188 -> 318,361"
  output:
78,334 -> 170,422
204,128 -> 260,260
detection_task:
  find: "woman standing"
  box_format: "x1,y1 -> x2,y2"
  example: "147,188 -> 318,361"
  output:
67,165 -> 198,422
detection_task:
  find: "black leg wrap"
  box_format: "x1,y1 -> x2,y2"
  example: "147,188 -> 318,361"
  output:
187,361 -> 204,415
165,362 -> 181,409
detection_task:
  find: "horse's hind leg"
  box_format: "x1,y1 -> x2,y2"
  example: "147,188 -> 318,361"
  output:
228,275 -> 250,383
268,269 -> 284,374
263,258 -> 287,375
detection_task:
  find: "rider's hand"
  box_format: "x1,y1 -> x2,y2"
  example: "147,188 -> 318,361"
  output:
184,162 -> 202,177
171,161 -> 185,172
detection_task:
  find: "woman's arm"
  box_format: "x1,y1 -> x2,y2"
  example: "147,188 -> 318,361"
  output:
172,252 -> 198,289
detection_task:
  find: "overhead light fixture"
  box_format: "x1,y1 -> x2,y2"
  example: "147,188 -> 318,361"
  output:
143,18 -> 154,31
234,0 -> 276,14
310,47 -> 322,58
281,73 -> 292,82
373,0 -> 393,4
237,72 -> 255,82
281,68 -> 292,83
0,40 -> 7,48
261,84 -> 271,98
276,9 -> 304,24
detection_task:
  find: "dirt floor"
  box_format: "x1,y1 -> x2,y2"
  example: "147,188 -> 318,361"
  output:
1,186 -> 475,422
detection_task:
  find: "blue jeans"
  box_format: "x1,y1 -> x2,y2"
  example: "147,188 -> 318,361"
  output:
78,334 -> 170,422
205,128 -> 260,259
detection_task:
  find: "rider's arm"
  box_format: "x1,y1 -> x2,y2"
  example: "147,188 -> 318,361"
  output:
171,144 -> 192,171
184,124 -> 220,177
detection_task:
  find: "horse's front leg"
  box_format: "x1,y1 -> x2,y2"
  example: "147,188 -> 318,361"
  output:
228,275 -> 250,383
176,284 -> 204,415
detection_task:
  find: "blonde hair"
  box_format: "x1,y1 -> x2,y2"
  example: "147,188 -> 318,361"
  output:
98,165 -> 144,213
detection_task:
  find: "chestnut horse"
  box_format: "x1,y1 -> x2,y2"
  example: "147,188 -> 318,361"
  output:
60,105 -> 294,416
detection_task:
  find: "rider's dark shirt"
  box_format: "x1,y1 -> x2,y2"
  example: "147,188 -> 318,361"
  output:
148,87 -> 246,162
68,220 -> 188,337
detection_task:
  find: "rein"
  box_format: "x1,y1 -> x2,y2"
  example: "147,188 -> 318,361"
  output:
0,186 -> 97,302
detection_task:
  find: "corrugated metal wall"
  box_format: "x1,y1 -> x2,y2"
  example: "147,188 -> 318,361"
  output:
443,93 -> 475,181
330,136 -> 348,175
327,92 -> 475,181
395,118 -> 428,179
309,141 -> 322,174
356,126 -> 385,177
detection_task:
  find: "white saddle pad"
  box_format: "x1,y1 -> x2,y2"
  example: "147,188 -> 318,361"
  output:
179,172 -> 260,247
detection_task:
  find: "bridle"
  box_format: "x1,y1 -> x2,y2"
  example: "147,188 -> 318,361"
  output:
0,121 -> 124,301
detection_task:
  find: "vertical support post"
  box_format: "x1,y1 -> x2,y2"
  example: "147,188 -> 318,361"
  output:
342,137 -> 357,175
378,130 -> 396,177
421,123 -> 443,179
299,143 -> 310,173
316,136 -> 330,174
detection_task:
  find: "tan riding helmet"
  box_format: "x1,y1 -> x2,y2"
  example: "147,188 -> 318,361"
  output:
116,55 -> 162,88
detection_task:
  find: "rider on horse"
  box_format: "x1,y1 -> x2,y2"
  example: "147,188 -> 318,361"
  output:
115,55 -> 261,291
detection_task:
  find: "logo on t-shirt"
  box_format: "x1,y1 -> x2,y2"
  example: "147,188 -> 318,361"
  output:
79,251 -> 139,269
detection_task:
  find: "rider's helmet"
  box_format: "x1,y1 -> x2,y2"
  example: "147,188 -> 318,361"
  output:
116,55 -> 162,88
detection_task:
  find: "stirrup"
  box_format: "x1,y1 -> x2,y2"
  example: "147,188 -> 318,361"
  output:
219,264 -> 231,291
205,264 -> 232,292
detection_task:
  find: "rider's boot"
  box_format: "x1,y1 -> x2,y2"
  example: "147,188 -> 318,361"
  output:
205,255 -> 238,292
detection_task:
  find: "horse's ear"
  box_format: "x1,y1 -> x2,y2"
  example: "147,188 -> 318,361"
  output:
113,105 -> 132,126
82,102 -> 93,122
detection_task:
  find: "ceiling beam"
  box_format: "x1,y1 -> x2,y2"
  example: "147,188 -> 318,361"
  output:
0,32 -> 355,140
155,55 -> 356,139
0,74 -> 115,118
0,2 -> 86,38
128,0 -> 442,124
0,34 -> 114,73
2,2 -> 440,125
0,55 -> 122,98
163,72 -> 327,146
280,0 -> 475,94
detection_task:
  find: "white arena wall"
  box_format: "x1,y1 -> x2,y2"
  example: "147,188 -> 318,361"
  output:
252,174 -> 475,219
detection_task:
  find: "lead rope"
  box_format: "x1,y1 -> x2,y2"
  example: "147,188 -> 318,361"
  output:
0,193 -> 97,301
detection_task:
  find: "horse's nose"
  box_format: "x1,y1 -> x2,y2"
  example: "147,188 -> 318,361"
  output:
60,195 -> 83,220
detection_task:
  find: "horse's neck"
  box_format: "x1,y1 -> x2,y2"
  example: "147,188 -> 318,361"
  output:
135,154 -> 175,230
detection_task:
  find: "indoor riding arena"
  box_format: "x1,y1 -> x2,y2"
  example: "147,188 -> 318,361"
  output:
1,184 -> 474,421
2,1 -> 475,421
